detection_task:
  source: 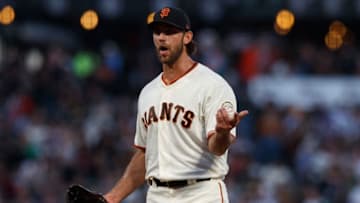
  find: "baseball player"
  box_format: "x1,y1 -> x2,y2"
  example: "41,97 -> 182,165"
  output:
104,7 -> 249,203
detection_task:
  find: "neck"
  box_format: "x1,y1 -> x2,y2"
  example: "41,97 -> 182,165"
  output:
162,56 -> 196,85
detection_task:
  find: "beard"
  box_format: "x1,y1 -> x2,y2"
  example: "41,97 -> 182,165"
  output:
156,41 -> 184,65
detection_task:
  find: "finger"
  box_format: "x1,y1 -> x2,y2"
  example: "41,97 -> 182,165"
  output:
237,110 -> 249,119
216,109 -> 226,126
216,109 -> 225,123
231,110 -> 249,125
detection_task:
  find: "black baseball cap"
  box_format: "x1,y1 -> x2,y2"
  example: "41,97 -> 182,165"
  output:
147,7 -> 191,31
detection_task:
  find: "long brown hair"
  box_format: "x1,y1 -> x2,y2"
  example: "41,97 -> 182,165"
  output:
185,40 -> 197,56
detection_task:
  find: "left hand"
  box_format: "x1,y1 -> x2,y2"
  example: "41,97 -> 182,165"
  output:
215,108 -> 249,135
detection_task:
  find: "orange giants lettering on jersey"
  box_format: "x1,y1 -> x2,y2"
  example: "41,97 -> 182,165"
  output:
141,102 -> 195,129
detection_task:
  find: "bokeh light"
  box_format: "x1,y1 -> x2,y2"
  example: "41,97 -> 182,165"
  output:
80,9 -> 99,30
25,49 -> 44,73
0,5 -> 16,25
275,9 -> 295,31
324,20 -> 351,50
325,30 -> 343,50
329,20 -> 347,37
72,52 -> 98,78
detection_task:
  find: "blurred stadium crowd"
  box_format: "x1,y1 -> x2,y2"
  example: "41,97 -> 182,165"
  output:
1,1 -> 360,203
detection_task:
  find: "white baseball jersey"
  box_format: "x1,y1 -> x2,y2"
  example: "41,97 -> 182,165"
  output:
134,62 -> 237,181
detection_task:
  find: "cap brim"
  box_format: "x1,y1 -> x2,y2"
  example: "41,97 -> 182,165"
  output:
148,20 -> 186,31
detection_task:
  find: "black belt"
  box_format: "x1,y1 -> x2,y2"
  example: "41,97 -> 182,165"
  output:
147,177 -> 211,189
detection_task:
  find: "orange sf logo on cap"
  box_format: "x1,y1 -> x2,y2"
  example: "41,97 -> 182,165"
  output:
160,7 -> 170,18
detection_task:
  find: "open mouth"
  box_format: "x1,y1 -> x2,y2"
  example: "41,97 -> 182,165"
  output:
159,46 -> 168,51
159,46 -> 169,55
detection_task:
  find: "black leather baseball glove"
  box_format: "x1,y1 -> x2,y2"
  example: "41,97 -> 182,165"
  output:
66,184 -> 108,203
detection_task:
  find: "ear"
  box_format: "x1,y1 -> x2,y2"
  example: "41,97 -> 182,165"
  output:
183,31 -> 193,45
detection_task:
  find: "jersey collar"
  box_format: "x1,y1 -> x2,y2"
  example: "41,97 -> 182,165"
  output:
161,62 -> 198,86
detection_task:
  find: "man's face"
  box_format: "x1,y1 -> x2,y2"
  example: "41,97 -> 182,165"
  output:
152,23 -> 185,65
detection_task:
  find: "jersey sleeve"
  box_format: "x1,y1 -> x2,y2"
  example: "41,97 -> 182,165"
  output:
203,81 -> 237,137
134,99 -> 147,149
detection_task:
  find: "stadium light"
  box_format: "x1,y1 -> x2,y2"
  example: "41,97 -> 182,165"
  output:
80,9 -> 99,30
325,30 -> 343,50
275,9 -> 295,34
0,5 -> 15,25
